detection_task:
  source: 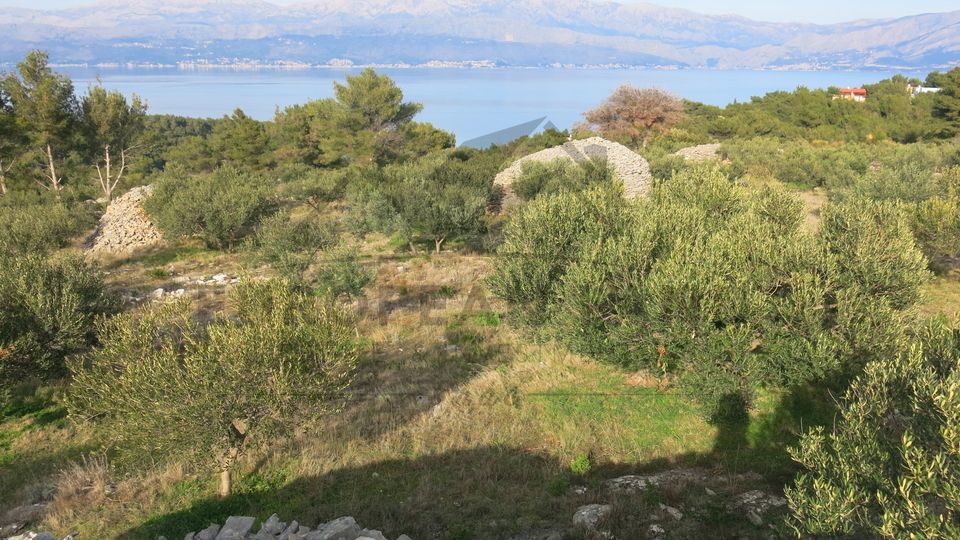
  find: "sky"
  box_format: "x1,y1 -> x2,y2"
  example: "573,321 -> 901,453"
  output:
0,0 -> 956,25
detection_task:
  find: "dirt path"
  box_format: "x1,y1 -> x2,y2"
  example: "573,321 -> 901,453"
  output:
798,188 -> 827,232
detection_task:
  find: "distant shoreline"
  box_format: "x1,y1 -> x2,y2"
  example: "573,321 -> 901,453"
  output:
0,63 -> 931,73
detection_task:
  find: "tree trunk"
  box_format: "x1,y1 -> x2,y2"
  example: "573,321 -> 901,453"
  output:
46,144 -> 60,192
219,467 -> 232,499
103,144 -> 112,201
218,446 -> 239,498
435,237 -> 445,254
0,160 -> 7,196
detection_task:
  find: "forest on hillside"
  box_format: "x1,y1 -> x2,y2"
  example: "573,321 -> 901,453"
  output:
2,48 -> 960,539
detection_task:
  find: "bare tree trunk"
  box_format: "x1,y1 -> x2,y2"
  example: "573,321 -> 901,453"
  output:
96,145 -> 130,202
435,237 -> 445,254
218,446 -> 239,498
0,159 -> 7,196
218,468 -> 232,499
45,144 -> 61,197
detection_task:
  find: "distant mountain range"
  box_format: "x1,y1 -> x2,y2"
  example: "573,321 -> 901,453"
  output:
0,0 -> 958,70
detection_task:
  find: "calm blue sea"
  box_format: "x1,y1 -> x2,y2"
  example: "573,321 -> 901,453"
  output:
58,67 -> 921,144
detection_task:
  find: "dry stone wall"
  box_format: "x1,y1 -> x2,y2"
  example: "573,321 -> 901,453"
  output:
493,137 -> 651,211
87,186 -> 164,255
159,515 -> 409,540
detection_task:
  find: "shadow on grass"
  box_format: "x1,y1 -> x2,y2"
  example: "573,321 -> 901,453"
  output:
120,381 -> 842,540
122,446 -> 657,540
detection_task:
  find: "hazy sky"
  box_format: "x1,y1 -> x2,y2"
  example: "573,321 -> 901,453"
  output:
0,0 -> 956,25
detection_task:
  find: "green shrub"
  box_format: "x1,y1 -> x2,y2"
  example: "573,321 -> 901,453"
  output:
787,323 -> 960,538
249,211 -> 339,280
512,157 -> 613,201
277,164 -> 350,207
491,168 -> 931,421
820,198 -> 931,309
68,278 -> 358,496
909,196 -> 960,259
314,244 -> 373,297
0,255 -> 120,404
0,202 -> 94,256
144,166 -> 278,250
486,183 -> 628,328
570,454 -> 592,475
830,164 -> 943,204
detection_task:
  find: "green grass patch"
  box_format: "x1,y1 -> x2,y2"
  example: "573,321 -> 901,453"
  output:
107,244 -> 218,269
529,375 -> 711,461
0,426 -> 18,466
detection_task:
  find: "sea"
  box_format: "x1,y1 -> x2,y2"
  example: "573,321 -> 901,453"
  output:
57,66 -> 924,144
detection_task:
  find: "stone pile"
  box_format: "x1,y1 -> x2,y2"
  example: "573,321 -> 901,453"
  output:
87,186 -> 164,255
493,137 -> 651,211
672,143 -> 721,162
158,515 -> 410,540
3,533 -> 75,540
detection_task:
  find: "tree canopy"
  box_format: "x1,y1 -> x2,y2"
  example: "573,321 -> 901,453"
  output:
577,84 -> 685,148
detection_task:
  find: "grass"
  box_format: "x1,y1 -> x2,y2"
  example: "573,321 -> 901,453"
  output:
0,216 -> 837,540
921,276 -> 960,318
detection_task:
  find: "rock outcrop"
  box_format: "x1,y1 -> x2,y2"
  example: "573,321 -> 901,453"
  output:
155,515 -> 411,540
672,143 -> 721,162
87,186 -> 164,255
493,137 -> 651,211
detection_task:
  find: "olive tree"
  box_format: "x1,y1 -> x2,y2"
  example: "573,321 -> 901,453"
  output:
0,254 -> 120,405
787,323 -> 960,538
489,169 -> 931,421
143,166 -> 278,250
68,278 -> 358,497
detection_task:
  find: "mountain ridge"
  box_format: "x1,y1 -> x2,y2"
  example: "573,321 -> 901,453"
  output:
0,0 -> 957,69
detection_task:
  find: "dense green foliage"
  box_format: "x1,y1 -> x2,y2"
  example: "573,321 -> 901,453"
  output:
247,211 -> 338,280
512,157 -> 613,201
345,149 -> 498,252
0,201 -> 94,256
489,169 -> 930,419
0,255 -> 120,404
787,323 -> 960,538
143,167 -> 279,250
272,68 -> 454,169
677,70 -> 960,144
68,279 -> 358,493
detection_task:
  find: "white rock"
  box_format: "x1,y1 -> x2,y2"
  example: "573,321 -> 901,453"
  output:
215,516 -> 255,539
572,504 -> 612,529
195,524 -> 220,540
307,516 -> 359,540
661,504 -> 683,521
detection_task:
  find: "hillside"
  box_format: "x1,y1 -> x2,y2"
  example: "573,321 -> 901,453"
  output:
0,0 -> 958,69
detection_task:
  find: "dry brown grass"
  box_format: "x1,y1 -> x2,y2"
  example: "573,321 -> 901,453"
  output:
13,232 -> 730,539
921,277 -> 960,318
798,188 -> 827,233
